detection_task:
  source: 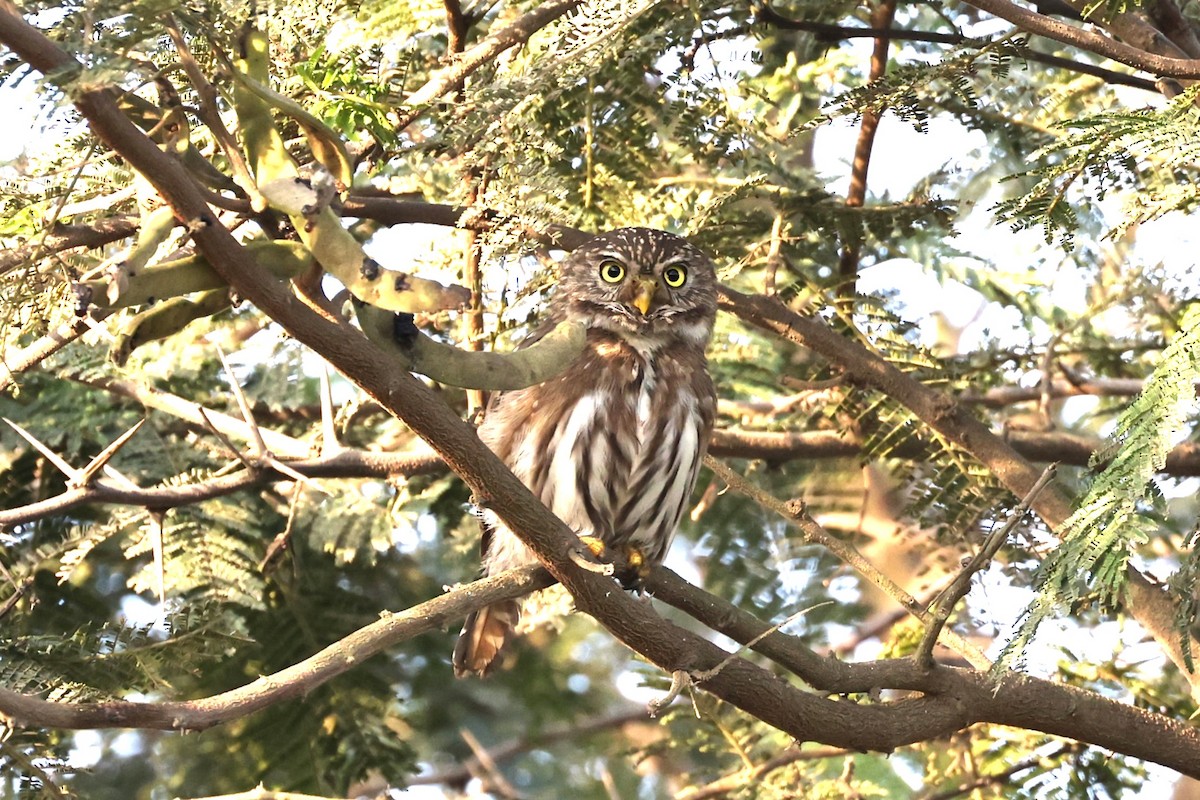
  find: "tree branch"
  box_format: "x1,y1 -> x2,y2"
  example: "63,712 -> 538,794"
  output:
408,709 -> 649,788
716,287 -> 1200,692
704,456 -> 991,668
0,564 -> 553,731
676,746 -> 850,800
754,5 -> 1157,91
642,566 -> 1200,778
0,216 -> 139,274
915,464 -> 1057,667
395,0 -> 582,130
837,0 -> 896,294
5,4 -> 1199,776
0,447 -> 444,527
961,0 -> 1200,77
12,424 -> 1200,531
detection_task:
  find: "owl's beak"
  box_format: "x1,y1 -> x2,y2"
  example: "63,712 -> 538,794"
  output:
630,276 -> 658,316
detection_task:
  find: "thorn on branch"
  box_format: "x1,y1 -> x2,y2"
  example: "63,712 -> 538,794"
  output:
73,418 -> 146,488
4,417 -> 82,484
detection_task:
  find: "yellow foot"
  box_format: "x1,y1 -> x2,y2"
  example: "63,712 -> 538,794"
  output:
616,546 -> 651,589
578,534 -> 608,560
570,538 -> 651,586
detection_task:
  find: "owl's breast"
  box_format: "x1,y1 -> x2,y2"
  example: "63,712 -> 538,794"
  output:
479,336 -> 710,561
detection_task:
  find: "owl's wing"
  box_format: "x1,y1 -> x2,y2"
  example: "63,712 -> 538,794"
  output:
478,514 -> 495,559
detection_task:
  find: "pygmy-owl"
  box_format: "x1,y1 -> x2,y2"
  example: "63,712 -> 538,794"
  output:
453,227 -> 718,677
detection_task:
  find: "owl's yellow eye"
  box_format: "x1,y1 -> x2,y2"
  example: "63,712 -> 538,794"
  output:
599,260 -> 626,284
663,265 -> 688,288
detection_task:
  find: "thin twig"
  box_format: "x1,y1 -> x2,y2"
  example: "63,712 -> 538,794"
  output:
676,746 -> 850,800
647,669 -> 691,717
407,710 -> 647,787
754,5 -> 1158,91
69,373 -> 310,457
915,464 -> 1058,667
924,744 -> 1073,800
705,455 -> 992,669
460,727 -> 524,799
836,0 -> 895,295
396,0 -> 581,130
0,447 -> 444,527
692,601 -> 834,684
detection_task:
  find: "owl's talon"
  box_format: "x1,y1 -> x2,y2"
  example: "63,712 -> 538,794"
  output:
577,534 -> 609,559
568,547 -> 615,575
614,546 -> 651,590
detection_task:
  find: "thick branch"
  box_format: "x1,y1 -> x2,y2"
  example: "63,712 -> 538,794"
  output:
5,5 -> 1199,774
0,565 -> 551,731
961,0 -> 1200,77
0,216 -> 139,273
644,567 -> 1200,778
717,287 -> 1200,689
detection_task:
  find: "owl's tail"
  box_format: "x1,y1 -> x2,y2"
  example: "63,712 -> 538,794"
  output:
453,599 -> 521,677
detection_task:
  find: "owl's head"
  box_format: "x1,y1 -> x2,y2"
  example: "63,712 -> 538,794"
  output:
556,227 -> 718,347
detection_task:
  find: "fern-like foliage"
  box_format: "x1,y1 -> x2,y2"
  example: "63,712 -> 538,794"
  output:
999,302 -> 1200,672
993,86 -> 1200,249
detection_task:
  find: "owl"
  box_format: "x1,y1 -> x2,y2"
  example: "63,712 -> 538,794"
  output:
453,227 -> 718,677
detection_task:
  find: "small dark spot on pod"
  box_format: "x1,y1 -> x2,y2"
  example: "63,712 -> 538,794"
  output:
146,296 -> 156,305
393,273 -> 410,293
72,284 -> 94,316
304,220 -> 315,233
360,258 -> 381,281
393,312 -> 419,347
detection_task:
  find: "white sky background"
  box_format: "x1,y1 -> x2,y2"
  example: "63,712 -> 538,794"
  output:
4,22 -> 1200,798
